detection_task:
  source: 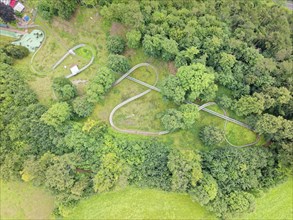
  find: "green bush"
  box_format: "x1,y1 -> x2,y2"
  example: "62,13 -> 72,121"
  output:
107,54 -> 130,73
126,30 -> 141,48
72,96 -> 95,118
4,45 -> 29,59
199,125 -> 225,147
106,35 -> 125,54
52,77 -> 77,101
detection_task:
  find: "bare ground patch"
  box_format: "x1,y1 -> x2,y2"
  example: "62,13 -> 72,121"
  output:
52,18 -> 77,35
167,61 -> 177,75
110,22 -> 127,36
124,48 -> 136,58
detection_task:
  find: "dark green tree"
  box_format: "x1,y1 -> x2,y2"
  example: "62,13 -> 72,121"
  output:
200,125 -> 225,147
126,30 -> 141,49
0,3 -> 15,23
4,45 -> 29,59
107,54 -> 130,73
106,35 -> 126,54
72,96 -> 95,118
52,77 -> 77,101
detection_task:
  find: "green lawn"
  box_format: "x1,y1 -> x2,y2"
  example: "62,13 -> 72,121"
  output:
1,178 -> 292,220
65,187 -> 216,219
0,180 -> 55,220
241,177 -> 293,220
65,177 -> 293,220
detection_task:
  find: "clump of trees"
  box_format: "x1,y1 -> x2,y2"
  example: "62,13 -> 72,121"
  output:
106,35 -> 125,54
52,77 -> 77,101
3,45 -> 29,59
161,63 -> 217,104
160,104 -> 199,131
107,54 -> 130,73
0,3 -> 15,23
200,126 -> 225,147
37,0 -> 78,20
86,67 -> 115,103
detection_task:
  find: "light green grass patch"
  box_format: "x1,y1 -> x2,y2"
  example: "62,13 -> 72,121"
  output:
242,177 -> 293,220
65,187 -> 216,219
0,35 -> 15,46
0,180 -> 55,220
28,76 -> 55,106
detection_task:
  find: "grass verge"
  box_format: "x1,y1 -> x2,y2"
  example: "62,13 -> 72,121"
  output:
0,179 -> 55,220
65,187 -> 216,219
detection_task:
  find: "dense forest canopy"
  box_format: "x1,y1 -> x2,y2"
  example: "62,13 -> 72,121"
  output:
1,0 -> 292,219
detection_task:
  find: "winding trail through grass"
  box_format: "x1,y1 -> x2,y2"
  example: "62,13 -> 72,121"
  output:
110,63 -> 169,135
110,63 -> 260,147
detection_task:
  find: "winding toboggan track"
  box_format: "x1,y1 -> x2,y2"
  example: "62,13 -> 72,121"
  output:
109,63 -> 259,147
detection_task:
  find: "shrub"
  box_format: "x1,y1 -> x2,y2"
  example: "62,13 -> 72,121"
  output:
106,35 -> 125,54
52,77 -> 77,101
72,96 -> 95,118
4,45 -> 29,59
107,54 -> 130,73
200,125 -> 225,147
126,30 -> 141,48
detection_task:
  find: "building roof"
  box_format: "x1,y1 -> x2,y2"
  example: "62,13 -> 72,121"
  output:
14,2 -> 24,12
9,0 -> 16,8
23,15 -> 30,22
0,0 -> 11,5
70,65 -> 79,75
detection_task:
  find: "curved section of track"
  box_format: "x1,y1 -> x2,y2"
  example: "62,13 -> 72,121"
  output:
222,111 -> 259,147
52,44 -> 95,78
110,63 -> 259,146
203,103 -> 260,147
109,63 -> 169,135
29,28 -> 46,74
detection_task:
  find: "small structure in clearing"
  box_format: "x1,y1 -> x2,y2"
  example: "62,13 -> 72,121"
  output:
70,65 -> 79,75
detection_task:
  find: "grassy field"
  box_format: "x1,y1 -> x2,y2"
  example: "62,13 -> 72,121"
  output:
0,177 -> 292,220
0,180 -> 55,220
64,177 -> 293,220
65,187 -> 216,219
242,177 -> 293,220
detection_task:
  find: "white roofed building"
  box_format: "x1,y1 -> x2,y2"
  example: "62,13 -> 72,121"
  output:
13,2 -> 25,12
70,65 -> 79,75
0,0 -> 11,5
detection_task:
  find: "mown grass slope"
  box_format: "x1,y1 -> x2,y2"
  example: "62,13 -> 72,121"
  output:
0,180 -> 54,220
65,187 -> 216,219
242,177 -> 293,220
